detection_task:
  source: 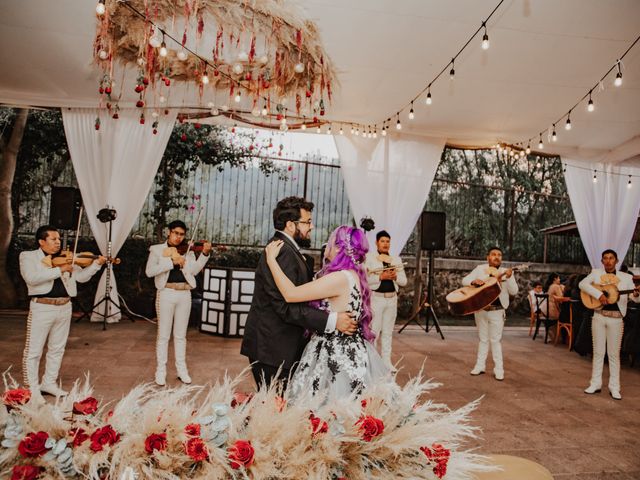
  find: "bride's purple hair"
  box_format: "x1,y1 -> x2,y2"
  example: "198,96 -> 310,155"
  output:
311,225 -> 375,342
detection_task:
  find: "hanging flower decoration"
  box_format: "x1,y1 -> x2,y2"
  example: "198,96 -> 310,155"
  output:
94,0 -> 336,128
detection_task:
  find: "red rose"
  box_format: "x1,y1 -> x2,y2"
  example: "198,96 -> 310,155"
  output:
185,437 -> 208,462
184,423 -> 201,437
18,432 -> 50,458
11,465 -> 43,480
69,428 -> 89,447
421,443 -> 450,463
90,425 -> 120,452
360,399 -> 368,409
228,440 -> 254,470
73,397 -> 98,415
144,432 -> 167,454
355,415 -> 384,442
309,414 -> 328,437
3,388 -> 31,408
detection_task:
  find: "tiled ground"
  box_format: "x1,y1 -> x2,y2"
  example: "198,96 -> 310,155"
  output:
1,311 -> 638,479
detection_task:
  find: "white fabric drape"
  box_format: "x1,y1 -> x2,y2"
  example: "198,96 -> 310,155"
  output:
335,133 -> 446,255
62,108 -> 177,321
563,159 -> 640,267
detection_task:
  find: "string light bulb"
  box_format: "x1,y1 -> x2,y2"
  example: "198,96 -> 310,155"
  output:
381,125 -> 387,136
481,23 -> 489,50
261,104 -> 268,116
628,176 -> 632,189
525,143 -> 531,155
350,126 -> 355,135
300,123 -> 306,130
409,102 -> 415,120
234,91 -> 242,103
373,127 -> 378,139
159,38 -> 168,57
552,125 -> 557,142
177,50 -> 188,61
96,0 -> 106,15
538,135 -> 544,150
426,88 -> 432,105
201,71 -> 209,85
339,127 -> 344,135
316,126 -> 321,133
587,92 -> 595,112
396,114 -> 402,130
593,170 -> 597,183
614,62 -> 623,87
326,125 -> 332,135
565,112 -> 572,130
449,59 -> 455,79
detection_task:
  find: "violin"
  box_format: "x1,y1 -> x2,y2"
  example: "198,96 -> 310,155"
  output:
41,250 -> 118,269
163,240 -> 214,262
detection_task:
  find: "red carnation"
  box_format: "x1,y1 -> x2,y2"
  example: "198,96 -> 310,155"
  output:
11,465 -> 43,480
230,392 -> 253,408
73,397 -> 98,415
68,428 -> 89,447
90,425 -> 120,452
144,432 -> 167,454
360,399 -> 368,409
185,437 -> 208,462
433,461 -> 448,479
18,432 -> 50,458
184,423 -> 201,437
309,414 -> 328,437
421,443 -> 451,479
3,388 -> 31,409
194,122 -> 201,129
355,415 -> 384,442
228,440 -> 254,470
180,133 -> 187,142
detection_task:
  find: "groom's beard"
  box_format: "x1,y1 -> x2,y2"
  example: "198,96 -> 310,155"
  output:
293,227 -> 311,249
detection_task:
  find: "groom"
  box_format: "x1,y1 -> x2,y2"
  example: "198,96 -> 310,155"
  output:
241,196 -> 357,389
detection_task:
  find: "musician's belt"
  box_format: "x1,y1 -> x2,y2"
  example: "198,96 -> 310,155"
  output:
372,291 -> 396,298
483,305 -> 504,311
597,310 -> 623,319
165,282 -> 192,291
32,297 -> 71,306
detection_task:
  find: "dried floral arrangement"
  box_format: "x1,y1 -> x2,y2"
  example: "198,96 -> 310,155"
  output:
1,371 -> 493,479
94,0 -> 336,127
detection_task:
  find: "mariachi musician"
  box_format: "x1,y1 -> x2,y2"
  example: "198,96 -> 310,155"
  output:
462,246 -> 518,381
365,230 -> 407,370
20,225 -> 105,400
579,249 -> 639,400
145,220 -> 211,386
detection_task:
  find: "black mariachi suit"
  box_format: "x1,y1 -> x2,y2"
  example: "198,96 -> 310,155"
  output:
241,231 -> 328,387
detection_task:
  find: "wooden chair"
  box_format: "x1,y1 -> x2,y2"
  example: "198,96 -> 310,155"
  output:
554,299 -> 574,350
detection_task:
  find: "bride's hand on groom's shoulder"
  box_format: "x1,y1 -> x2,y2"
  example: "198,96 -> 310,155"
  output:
265,240 -> 284,263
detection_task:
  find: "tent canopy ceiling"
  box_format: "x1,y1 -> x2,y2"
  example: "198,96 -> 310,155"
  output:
1,0 -> 639,162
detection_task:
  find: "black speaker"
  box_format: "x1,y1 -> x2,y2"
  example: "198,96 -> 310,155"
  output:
49,187 -> 82,230
420,211 -> 446,250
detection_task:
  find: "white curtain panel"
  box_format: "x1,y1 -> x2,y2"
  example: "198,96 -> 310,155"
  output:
62,107 -> 177,321
334,133 -> 446,256
563,159 -> 640,268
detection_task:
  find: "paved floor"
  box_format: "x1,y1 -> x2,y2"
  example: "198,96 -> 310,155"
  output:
1,311 -> 639,479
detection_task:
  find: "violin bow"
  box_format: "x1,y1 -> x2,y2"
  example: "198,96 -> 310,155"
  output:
69,206 -> 84,275
184,206 -> 204,257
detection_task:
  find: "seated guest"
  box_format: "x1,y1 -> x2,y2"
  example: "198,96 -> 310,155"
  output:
544,273 -> 568,342
529,281 -> 547,318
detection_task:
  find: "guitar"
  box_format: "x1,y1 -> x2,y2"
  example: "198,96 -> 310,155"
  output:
580,283 -> 639,310
446,264 -> 529,316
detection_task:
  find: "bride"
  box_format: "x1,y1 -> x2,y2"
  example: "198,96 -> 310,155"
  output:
264,225 -> 389,399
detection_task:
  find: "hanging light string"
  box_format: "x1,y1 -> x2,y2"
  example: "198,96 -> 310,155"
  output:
522,33 -> 640,150
563,161 -> 640,189
376,0 -> 505,129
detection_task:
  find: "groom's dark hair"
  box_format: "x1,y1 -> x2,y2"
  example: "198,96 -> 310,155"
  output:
273,196 -> 314,230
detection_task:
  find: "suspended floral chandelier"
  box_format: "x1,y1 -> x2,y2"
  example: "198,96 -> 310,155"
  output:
93,0 -> 336,129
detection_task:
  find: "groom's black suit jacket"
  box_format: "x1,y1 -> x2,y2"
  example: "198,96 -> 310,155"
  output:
240,232 -> 329,370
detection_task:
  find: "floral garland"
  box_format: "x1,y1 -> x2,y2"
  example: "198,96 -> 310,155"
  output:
0,373 -> 492,479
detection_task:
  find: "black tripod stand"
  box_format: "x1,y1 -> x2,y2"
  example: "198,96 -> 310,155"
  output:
398,249 -> 444,339
90,217 -> 123,330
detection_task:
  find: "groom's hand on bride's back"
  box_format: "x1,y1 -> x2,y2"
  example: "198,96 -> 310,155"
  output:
336,312 -> 358,335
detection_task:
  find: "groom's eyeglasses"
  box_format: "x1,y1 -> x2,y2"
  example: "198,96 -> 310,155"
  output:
294,220 -> 313,225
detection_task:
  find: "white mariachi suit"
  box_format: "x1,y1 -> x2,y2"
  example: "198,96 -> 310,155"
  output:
365,251 -> 407,368
579,269 -> 638,394
19,249 -> 102,391
462,264 -> 518,377
145,243 -> 209,380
